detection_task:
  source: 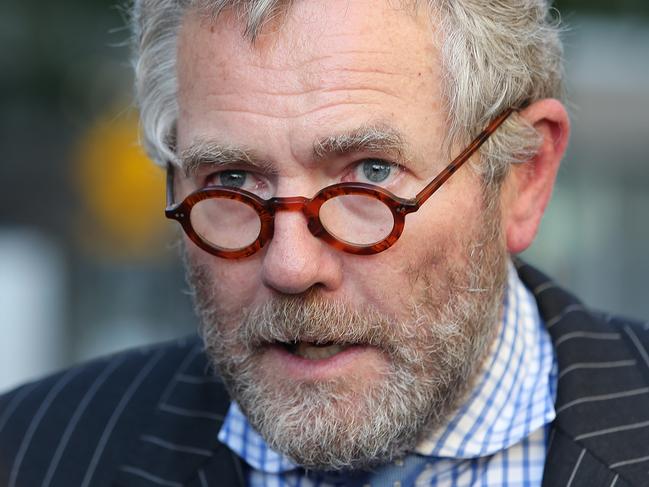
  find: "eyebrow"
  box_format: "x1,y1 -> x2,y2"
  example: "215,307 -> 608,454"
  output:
312,124 -> 407,162
179,140 -> 276,177
179,124 -> 409,177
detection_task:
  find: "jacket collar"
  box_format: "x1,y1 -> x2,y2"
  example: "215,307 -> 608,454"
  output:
516,260 -> 649,486
114,339 -> 245,487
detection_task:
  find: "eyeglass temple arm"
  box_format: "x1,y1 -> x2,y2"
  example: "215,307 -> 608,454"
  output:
166,163 -> 177,209
414,108 -> 514,206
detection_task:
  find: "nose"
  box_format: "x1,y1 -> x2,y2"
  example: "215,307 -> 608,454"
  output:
260,210 -> 343,295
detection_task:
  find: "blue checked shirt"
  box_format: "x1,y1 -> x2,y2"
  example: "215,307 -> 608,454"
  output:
219,262 -> 558,486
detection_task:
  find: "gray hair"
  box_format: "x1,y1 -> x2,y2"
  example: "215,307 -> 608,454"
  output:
130,0 -> 564,186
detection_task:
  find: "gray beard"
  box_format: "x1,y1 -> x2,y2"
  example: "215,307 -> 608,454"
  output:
185,203 -> 507,471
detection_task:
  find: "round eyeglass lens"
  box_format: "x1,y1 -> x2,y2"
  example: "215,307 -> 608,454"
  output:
190,197 -> 261,250
319,194 -> 394,246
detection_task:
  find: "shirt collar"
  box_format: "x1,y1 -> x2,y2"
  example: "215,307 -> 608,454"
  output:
218,401 -> 298,473
415,261 -> 556,458
218,260 -> 557,472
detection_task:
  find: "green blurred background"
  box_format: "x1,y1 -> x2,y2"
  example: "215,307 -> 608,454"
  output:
1,0 -> 648,391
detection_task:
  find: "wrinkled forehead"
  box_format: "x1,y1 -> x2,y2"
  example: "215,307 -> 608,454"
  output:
176,0 -> 439,93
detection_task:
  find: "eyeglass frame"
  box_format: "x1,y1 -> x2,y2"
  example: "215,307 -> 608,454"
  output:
165,108 -> 513,259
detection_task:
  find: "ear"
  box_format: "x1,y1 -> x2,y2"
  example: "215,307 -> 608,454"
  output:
502,99 -> 570,254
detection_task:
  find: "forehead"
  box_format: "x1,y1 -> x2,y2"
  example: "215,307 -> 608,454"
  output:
176,0 -> 444,160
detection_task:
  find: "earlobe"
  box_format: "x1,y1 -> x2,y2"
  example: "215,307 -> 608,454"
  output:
504,99 -> 570,254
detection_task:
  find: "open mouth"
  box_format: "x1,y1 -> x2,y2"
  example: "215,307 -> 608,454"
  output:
279,341 -> 354,360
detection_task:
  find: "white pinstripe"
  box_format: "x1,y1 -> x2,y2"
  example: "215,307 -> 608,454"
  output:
80,350 -> 165,487
558,360 -> 637,379
556,387 -> 649,414
158,345 -> 202,405
546,304 -> 587,329
610,454 -> 649,469
198,469 -> 209,487
8,367 -> 83,487
175,373 -> 217,385
532,281 -> 556,295
566,448 -> 586,487
554,331 -> 621,348
159,403 -> 224,421
140,434 -> 213,457
42,357 -> 126,487
623,326 -> 649,369
119,466 -> 183,487
0,382 -> 38,434
575,419 -> 649,441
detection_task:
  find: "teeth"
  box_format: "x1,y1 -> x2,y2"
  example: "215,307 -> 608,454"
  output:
294,342 -> 349,360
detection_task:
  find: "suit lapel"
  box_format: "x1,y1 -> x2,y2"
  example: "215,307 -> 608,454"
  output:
517,260 -> 649,486
114,339 -> 244,487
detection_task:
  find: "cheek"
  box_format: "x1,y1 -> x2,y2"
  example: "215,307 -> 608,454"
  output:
409,174 -> 487,247
338,249 -> 434,318
341,189 -> 486,315
185,240 -> 264,312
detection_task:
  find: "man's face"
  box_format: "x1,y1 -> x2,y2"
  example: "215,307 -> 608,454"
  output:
176,0 -> 507,469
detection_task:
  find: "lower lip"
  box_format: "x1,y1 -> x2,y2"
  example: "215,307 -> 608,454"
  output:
263,343 -> 384,381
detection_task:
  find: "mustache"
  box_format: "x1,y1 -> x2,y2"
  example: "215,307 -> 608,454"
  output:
218,289 -> 465,370
236,290 -> 397,350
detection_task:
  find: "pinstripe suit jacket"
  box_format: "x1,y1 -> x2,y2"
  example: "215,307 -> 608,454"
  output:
2,263 -> 649,487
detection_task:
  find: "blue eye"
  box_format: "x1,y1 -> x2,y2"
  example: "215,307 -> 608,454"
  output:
219,170 -> 247,188
362,160 -> 393,183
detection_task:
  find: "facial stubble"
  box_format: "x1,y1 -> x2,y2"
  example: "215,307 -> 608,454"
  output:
186,198 -> 507,471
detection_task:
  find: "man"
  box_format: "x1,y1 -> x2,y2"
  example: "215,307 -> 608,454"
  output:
1,0 -> 649,486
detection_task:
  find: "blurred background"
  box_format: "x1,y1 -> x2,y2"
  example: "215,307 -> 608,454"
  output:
1,0 -> 648,392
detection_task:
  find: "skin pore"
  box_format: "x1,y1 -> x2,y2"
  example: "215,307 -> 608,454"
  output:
172,0 -> 568,471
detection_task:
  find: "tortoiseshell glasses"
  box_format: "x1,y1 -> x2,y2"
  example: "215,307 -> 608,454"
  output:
166,109 -> 513,259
